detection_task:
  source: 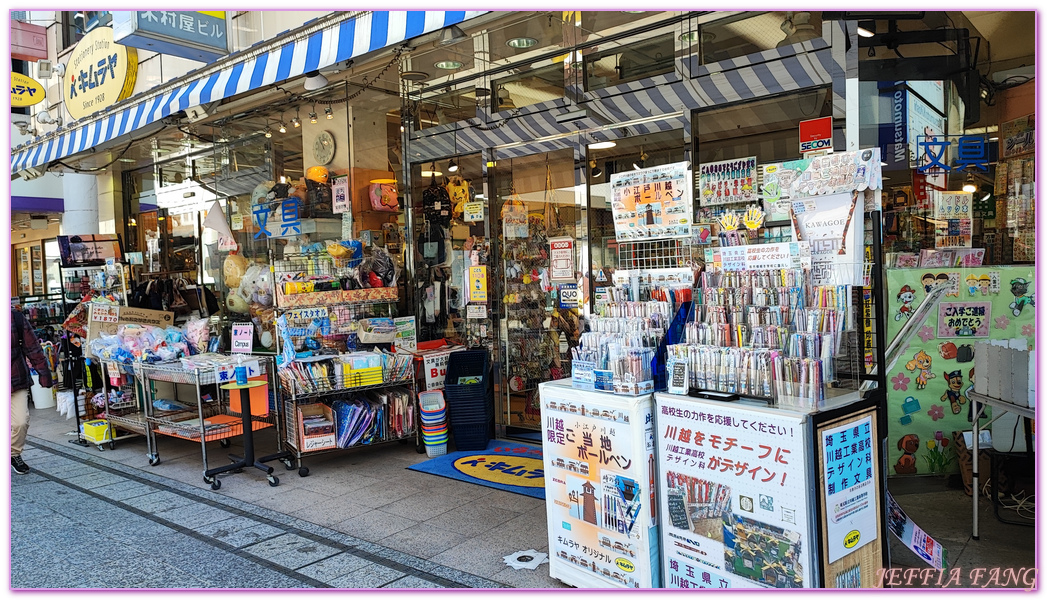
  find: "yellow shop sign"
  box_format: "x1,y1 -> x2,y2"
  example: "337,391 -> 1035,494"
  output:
615,557 -> 635,572
61,26 -> 138,121
11,72 -> 45,107
452,455 -> 544,488
844,530 -> 861,549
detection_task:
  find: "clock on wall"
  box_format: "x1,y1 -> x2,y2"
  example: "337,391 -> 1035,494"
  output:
313,130 -> 336,166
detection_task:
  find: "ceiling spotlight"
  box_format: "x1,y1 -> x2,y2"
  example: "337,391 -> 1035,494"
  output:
421,170 -> 443,178
507,37 -> 538,49
679,31 -> 700,43
400,70 -> 429,81
962,171 -> 977,194
590,160 -> 602,178
588,141 -> 616,150
435,60 -> 463,70
291,116 -> 301,128
448,159 -> 459,173
278,122 -> 287,133
325,106 -> 334,120
264,127 -> 272,138
439,24 -> 468,46
309,110 -> 318,124
633,148 -> 649,170
303,70 -> 328,91
856,21 -> 876,38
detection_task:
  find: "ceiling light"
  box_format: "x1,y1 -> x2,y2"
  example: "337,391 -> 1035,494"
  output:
448,159 -> 459,173
291,116 -> 301,128
507,37 -> 538,49
633,149 -> 649,170
980,192 -> 992,202
435,60 -> 463,70
421,170 -> 443,178
989,136 -> 999,141
401,70 -> 429,81
588,141 -> 616,150
303,70 -> 328,91
856,21 -> 875,38
309,111 -> 318,124
679,31 -> 700,43
264,127 -> 272,138
400,125 -> 405,132
118,158 -> 136,163
370,177 -> 397,184
439,24 -> 468,46
962,172 -> 977,194
590,160 -> 602,178
325,106 -> 334,120
622,11 -> 645,14
278,122 -> 287,133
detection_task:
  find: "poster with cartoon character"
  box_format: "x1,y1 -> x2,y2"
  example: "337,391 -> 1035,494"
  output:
886,267 -> 1035,475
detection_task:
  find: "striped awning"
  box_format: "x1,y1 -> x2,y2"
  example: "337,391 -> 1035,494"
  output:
11,10 -> 486,173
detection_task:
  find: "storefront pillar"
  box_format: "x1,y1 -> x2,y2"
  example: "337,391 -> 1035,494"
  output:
59,172 -> 100,236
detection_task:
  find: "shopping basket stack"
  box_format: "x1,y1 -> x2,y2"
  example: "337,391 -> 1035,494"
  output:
443,349 -> 492,451
418,390 -> 449,457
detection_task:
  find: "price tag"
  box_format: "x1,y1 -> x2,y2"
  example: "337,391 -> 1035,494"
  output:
90,304 -> 119,323
231,322 -> 254,354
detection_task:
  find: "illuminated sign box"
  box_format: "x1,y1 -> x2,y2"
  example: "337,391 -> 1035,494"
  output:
112,11 -> 229,64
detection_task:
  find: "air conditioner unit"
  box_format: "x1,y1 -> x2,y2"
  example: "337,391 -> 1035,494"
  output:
36,59 -> 53,79
29,216 -> 48,230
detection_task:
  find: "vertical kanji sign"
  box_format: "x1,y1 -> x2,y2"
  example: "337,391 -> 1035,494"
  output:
820,415 -> 878,563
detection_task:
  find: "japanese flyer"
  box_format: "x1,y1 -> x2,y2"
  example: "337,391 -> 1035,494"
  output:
609,162 -> 692,242
819,416 -> 878,563
540,382 -> 659,588
656,395 -> 811,589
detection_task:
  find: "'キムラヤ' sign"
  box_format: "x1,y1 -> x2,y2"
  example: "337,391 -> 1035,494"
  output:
62,27 -> 138,121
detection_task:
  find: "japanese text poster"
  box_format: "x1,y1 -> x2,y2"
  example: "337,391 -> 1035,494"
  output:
790,191 -> 865,286
699,156 -> 757,206
820,416 -> 878,563
540,383 -> 659,588
656,395 -> 811,589
610,162 -> 692,242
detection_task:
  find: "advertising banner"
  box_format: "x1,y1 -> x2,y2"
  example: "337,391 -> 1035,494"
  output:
790,191 -> 864,286
540,383 -> 659,588
656,394 -> 811,588
610,162 -> 692,242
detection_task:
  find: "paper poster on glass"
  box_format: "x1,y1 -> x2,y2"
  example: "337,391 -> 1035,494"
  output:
609,162 -> 692,242
699,157 -> 757,206
656,395 -> 811,589
820,416 -> 878,563
790,191 -> 865,287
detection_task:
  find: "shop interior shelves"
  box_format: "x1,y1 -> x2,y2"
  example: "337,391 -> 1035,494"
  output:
136,361 -> 269,386
279,374 -> 415,401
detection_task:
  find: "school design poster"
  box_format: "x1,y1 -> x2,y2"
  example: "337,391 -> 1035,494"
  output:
610,162 -> 692,242
656,395 -> 811,589
539,384 -> 660,588
885,266 -> 1035,475
820,416 -> 878,563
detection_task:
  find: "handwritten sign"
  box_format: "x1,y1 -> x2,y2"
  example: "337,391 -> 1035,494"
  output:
286,306 -> 329,322
231,322 -> 254,353
937,301 -> 991,338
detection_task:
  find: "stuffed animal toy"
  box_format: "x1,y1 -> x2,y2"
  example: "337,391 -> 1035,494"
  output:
251,181 -> 276,206
249,304 -> 277,349
226,291 -> 250,315
223,253 -> 249,289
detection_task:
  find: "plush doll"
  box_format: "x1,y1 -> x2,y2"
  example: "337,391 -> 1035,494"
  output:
251,181 -> 276,206
223,253 -> 249,289
226,291 -> 250,315
250,304 -> 277,349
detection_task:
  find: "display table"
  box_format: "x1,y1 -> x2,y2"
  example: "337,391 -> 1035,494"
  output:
654,392 -> 885,589
538,380 -> 660,588
202,381 -> 290,490
969,391 -> 1035,539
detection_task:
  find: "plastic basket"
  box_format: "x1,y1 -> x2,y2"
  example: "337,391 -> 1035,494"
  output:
426,443 -> 448,457
451,422 -> 491,451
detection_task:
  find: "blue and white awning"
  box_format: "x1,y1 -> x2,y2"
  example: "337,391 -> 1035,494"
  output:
11,10 -> 486,173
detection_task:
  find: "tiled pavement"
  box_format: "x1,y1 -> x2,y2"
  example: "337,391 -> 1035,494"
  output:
10,405 -> 567,589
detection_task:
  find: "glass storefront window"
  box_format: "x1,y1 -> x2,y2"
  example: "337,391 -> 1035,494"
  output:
414,87 -> 478,130
492,62 -> 565,112
700,12 -> 823,64
584,32 -> 675,91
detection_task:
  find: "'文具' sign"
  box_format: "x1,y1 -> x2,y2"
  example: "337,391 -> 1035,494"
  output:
62,27 -> 138,122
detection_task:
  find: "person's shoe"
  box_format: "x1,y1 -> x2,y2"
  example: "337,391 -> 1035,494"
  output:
11,455 -> 30,475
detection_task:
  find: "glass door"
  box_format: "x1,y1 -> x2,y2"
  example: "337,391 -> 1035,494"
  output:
492,147 -> 586,432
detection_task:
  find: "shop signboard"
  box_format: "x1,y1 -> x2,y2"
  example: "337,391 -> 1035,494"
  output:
656,395 -> 811,589
798,117 -> 833,154
112,11 -> 230,63
877,82 -> 909,172
698,157 -> 757,206
539,382 -> 659,588
11,72 -> 45,107
907,93 -> 946,188
610,162 -> 692,242
549,237 -> 575,280
61,27 -> 139,122
820,416 -> 878,563
230,323 -> 254,353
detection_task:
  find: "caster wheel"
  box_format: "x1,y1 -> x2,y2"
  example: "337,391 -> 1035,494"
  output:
148,455 -> 160,466
281,458 -> 295,471
211,479 -> 222,491
298,467 -> 310,477
109,441 -> 116,450
415,445 -> 426,454
220,439 -> 230,448
267,475 -> 279,487
97,445 -> 105,451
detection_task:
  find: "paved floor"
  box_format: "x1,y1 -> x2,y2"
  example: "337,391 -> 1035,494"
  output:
9,403 -> 1036,589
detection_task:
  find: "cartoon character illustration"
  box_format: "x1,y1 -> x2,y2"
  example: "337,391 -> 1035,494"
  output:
941,370 -> 966,414
1009,278 -> 1034,317
905,350 -> 936,389
966,274 -> 979,296
977,274 -> 991,296
937,273 -> 957,298
921,273 -> 937,294
895,285 -> 916,321
894,434 -> 920,475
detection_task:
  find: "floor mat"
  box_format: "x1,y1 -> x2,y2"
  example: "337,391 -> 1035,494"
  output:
408,440 -> 545,499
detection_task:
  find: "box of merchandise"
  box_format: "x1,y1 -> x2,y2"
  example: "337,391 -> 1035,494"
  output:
81,419 -> 112,445
343,287 -> 398,304
297,403 -> 336,452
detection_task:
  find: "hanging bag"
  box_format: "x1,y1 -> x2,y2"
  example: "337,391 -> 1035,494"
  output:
369,182 -> 400,211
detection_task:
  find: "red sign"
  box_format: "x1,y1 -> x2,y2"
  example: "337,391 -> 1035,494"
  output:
12,20 -> 48,61
799,116 -> 833,153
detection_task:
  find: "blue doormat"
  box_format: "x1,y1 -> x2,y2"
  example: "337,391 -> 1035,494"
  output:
408,440 -> 545,499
